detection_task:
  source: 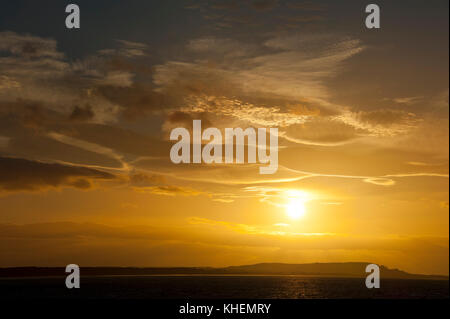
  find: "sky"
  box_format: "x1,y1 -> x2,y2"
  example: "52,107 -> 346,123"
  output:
0,0 -> 448,275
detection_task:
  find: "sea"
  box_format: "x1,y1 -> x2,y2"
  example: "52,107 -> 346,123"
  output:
0,275 -> 448,299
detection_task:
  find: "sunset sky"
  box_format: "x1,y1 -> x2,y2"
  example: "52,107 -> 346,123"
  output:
0,0 -> 448,275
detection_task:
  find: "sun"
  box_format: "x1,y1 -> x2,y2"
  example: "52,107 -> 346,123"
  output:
284,190 -> 311,220
286,198 -> 306,220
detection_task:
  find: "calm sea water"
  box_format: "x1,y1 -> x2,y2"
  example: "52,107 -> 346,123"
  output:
0,275 -> 448,299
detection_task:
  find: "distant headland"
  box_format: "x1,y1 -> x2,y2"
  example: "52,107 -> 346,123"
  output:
0,262 -> 447,280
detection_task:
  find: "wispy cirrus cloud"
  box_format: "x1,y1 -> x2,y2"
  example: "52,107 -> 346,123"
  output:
153,33 -> 429,147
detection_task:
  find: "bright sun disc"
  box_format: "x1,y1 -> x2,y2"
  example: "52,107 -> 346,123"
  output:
286,198 -> 306,220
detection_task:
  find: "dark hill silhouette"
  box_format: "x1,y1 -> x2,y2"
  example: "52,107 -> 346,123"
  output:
0,263 -> 447,280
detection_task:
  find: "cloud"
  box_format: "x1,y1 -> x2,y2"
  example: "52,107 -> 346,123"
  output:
114,39 -> 149,57
357,109 -> 419,127
129,172 -> 166,187
210,0 -> 239,10
334,110 -> 421,138
0,99 -> 52,130
188,216 -> 331,236
46,131 -> 130,171
0,32 -> 124,122
0,31 -> 63,59
175,94 -> 309,128
97,84 -> 179,120
0,157 -> 116,193
389,96 -> 423,105
384,173 -> 449,179
242,35 -> 364,100
0,31 -> 154,125
0,75 -> 20,90
187,37 -> 257,58
133,158 -> 311,186
0,31 -> 67,81
69,105 -> 95,122
95,71 -> 135,87
281,117 -> 364,145
251,0 -> 278,11
185,3 -> 203,10
286,2 -> 327,11
134,186 -> 203,197
407,161 -> 431,167
363,177 -> 396,187
155,34 -> 364,101
0,136 -> 10,148
128,171 -> 204,197
5,120 -> 171,175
